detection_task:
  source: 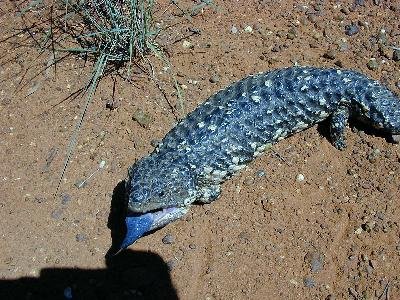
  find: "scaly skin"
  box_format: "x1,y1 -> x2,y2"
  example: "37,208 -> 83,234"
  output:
120,66 -> 400,249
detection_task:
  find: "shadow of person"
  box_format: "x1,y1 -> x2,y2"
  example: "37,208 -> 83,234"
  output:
0,249 -> 178,299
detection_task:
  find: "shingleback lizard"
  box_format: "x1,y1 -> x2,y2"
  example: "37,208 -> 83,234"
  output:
119,66 -> 400,250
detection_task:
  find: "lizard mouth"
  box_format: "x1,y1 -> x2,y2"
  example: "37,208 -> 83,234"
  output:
119,206 -> 189,250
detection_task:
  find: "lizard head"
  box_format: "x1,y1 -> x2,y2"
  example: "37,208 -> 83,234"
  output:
119,154 -> 198,249
354,85 -> 400,139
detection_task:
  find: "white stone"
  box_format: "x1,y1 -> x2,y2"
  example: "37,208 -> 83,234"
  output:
296,174 -> 305,182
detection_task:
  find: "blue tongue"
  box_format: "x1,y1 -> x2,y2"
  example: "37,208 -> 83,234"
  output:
119,213 -> 154,249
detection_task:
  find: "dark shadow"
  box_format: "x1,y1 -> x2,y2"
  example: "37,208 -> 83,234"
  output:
348,118 -> 396,144
316,117 -> 396,146
107,180 -> 129,256
0,249 -> 178,300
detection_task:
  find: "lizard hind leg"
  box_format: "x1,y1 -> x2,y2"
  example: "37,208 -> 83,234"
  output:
330,106 -> 350,150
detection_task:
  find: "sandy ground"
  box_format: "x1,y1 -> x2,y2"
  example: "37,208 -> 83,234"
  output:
1,0 -> 400,299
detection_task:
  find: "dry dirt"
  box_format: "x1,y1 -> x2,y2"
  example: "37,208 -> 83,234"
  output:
1,0 -> 400,299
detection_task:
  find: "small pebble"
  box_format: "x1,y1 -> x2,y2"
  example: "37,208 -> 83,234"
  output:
166,259 -> 176,271
393,49 -> 400,61
325,295 -> 335,300
244,25 -> 253,33
349,287 -> 358,298
378,29 -> 387,45
366,265 -> 373,274
132,109 -> 154,128
355,227 -> 363,234
243,177 -> 254,186
378,45 -> 392,59
334,60 -> 344,68
392,135 -> 400,143
338,42 -> 349,52
368,148 -> 380,163
369,259 -> 377,268
51,208 -> 64,220
105,100 -> 120,110
162,234 -> 174,244
34,196 -> 46,204
255,170 -> 266,177
287,28 -> 297,40
231,26 -> 238,34
376,211 -> 385,220
61,193 -> 72,205
296,174 -> 305,182
182,40 -> 192,49
303,277 -> 316,288
367,58 -> 379,70
64,287 -> 73,299
271,45 -> 281,52
340,7 -> 350,15
209,75 -> 220,83
238,231 -> 251,242
345,23 -> 359,36
150,139 -> 161,147
323,49 -> 336,60
361,222 -> 373,232
358,20 -> 368,28
75,233 -> 88,242
304,251 -> 325,273
1,97 -> 12,106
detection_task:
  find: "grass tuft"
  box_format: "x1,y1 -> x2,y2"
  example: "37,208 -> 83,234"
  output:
58,0 -> 158,62
14,0 -> 216,193
52,0 -> 159,193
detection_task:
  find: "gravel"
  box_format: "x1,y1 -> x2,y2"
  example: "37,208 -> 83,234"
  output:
368,148 -> 381,163
348,287 -> 358,298
231,26 -> 238,34
51,208 -> 64,220
244,25 -> 253,33
345,23 -> 359,36
367,58 -> 379,70
132,109 -> 154,128
162,234 -> 174,244
323,49 -> 336,60
303,277 -> 316,288
296,174 -> 305,182
166,259 -> 176,271
393,49 -> 400,61
61,193 -> 72,205
304,251 -> 325,273
209,75 -> 220,83
255,169 -> 266,177
75,233 -> 88,242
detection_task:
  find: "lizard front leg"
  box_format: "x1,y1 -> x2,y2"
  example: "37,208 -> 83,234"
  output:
330,105 -> 350,150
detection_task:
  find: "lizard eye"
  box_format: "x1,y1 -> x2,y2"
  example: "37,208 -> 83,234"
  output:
158,191 -> 165,197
